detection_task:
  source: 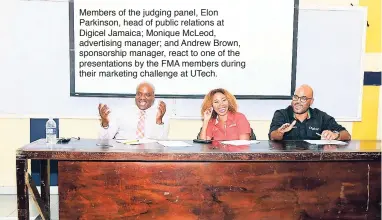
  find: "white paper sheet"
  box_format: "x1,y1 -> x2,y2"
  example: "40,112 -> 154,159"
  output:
220,140 -> 260,146
304,140 -> 348,145
115,139 -> 157,145
157,141 -> 192,147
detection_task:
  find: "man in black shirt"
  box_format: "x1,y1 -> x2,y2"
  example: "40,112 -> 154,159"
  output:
269,84 -> 351,141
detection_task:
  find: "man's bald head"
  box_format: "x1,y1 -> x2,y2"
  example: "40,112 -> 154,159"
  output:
136,82 -> 155,94
135,81 -> 155,110
295,84 -> 314,98
291,84 -> 314,114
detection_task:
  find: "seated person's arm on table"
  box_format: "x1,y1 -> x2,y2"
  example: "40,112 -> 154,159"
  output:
322,113 -> 351,141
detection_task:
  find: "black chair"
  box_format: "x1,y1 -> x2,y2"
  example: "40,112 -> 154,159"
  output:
196,127 -> 257,140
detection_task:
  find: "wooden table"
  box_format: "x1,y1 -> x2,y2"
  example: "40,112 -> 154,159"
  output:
16,139 -> 381,220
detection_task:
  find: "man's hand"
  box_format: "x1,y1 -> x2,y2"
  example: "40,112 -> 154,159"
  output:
156,101 -> 166,124
98,103 -> 111,127
321,130 -> 339,140
277,120 -> 296,134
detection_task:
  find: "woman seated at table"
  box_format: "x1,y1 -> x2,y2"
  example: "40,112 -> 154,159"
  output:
199,88 -> 251,141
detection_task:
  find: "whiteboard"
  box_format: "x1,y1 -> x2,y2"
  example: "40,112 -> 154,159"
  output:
0,1 -> 366,121
70,0 -> 298,98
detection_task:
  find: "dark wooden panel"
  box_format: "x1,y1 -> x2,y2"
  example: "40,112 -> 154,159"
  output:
16,157 -> 29,220
40,160 -> 50,217
58,161 -> 381,220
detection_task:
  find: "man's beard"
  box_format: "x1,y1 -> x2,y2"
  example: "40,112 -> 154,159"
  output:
293,103 -> 309,114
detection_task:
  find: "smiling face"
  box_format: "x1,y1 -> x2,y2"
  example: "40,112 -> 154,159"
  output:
291,85 -> 314,114
212,92 -> 229,117
201,88 -> 238,119
135,83 -> 155,110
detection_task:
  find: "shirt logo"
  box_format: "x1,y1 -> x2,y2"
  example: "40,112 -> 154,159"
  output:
309,126 -> 319,131
228,123 -> 237,128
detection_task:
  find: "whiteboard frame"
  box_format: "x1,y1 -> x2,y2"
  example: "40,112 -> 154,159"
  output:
68,0 -> 300,100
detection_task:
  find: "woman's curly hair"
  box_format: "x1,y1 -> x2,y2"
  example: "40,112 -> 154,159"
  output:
201,88 -> 238,119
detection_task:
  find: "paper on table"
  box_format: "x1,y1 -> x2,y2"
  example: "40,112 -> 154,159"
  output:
220,140 -> 260,146
115,139 -> 157,145
137,139 -> 158,144
304,140 -> 348,145
157,141 -> 192,147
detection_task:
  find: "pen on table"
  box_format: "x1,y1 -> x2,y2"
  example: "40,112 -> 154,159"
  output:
316,133 -> 333,142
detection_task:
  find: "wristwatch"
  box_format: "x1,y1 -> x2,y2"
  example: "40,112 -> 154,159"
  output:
100,122 -> 109,129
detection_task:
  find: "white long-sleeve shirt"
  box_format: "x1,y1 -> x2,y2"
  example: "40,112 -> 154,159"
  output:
98,102 -> 170,140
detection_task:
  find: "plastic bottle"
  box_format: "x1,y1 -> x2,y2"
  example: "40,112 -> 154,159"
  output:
46,118 -> 57,144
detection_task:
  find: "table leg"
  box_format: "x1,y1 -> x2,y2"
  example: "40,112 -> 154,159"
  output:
40,160 -> 50,217
16,156 -> 29,220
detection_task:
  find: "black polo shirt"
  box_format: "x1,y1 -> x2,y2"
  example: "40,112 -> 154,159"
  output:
268,106 -> 347,140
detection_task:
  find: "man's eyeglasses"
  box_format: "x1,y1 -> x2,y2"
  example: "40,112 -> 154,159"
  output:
292,95 -> 312,103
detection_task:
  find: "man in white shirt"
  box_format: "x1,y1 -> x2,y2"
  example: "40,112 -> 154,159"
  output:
98,82 -> 169,140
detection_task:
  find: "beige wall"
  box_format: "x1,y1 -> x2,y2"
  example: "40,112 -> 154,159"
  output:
0,119 -> 30,187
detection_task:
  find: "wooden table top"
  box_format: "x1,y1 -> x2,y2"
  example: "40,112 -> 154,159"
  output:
16,139 -> 381,161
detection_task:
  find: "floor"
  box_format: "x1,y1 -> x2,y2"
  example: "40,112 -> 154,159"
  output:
0,194 -> 58,220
